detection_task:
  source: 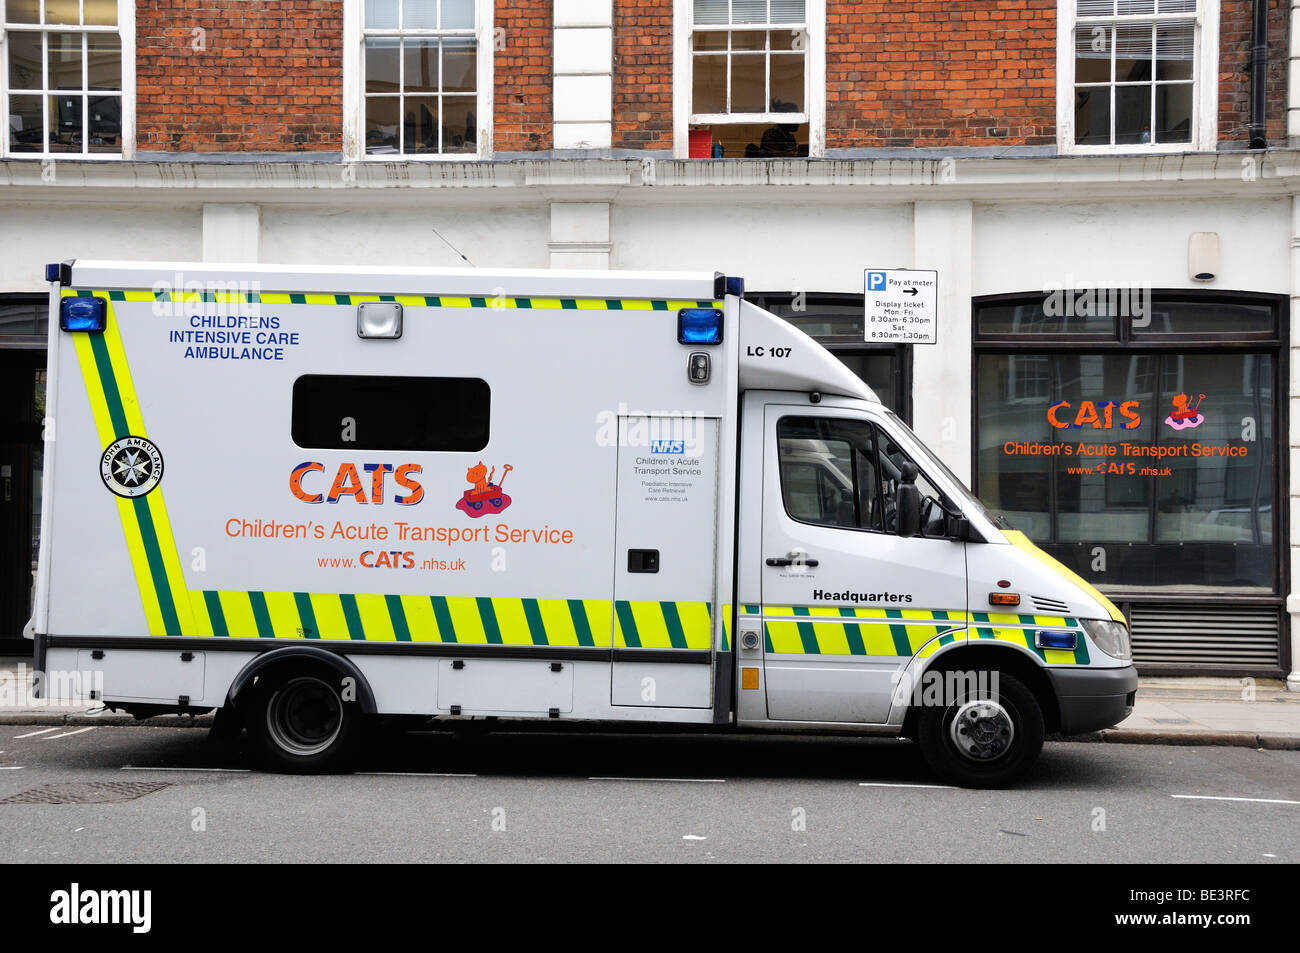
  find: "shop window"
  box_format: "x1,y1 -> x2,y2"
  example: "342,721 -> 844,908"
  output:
680,0 -> 824,158
1059,0 -> 1217,152
350,0 -> 490,158
2,0 -> 128,157
974,293 -> 1282,593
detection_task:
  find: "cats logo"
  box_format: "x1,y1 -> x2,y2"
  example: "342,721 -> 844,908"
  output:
1047,399 -> 1141,430
290,461 -> 424,505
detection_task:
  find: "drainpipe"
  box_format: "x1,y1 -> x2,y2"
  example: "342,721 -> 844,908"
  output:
1249,0 -> 1268,149
1291,0 -> 1300,138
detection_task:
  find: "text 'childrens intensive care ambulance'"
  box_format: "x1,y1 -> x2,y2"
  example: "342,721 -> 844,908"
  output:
30,261 -> 1137,787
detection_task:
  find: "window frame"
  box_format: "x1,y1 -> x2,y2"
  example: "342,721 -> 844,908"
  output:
343,0 -> 494,161
1055,0 -> 1217,154
1,0 -> 135,160
673,0 -> 825,158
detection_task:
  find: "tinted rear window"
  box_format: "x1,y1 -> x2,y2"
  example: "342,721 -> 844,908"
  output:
292,375 -> 490,451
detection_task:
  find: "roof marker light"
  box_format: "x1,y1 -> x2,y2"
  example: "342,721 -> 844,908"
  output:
712,274 -> 745,298
59,296 -> 107,333
678,308 -> 723,345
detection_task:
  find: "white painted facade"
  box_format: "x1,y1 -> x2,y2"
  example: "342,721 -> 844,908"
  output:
1,151 -> 1298,684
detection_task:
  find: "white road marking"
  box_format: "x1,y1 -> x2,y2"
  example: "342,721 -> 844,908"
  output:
12,727 -> 63,739
1172,794 -> 1300,806
589,776 -> 726,783
0,766 -> 23,770
682,835 -> 707,841
120,766 -> 250,773
859,782 -> 956,790
41,727 -> 97,740
355,771 -> 478,778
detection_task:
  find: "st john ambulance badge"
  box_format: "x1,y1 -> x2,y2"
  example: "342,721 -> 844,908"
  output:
100,436 -> 164,498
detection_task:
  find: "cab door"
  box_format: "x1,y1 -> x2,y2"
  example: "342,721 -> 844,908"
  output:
760,404 -> 967,723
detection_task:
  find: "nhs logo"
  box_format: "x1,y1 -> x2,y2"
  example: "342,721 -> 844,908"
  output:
650,440 -> 685,454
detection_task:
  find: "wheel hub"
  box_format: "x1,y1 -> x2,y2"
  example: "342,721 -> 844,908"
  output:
949,699 -> 1015,762
266,676 -> 343,756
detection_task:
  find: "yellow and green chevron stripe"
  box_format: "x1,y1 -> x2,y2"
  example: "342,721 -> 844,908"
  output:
68,290 -> 198,637
757,604 -> 1089,665
190,591 -> 714,647
99,288 -> 722,312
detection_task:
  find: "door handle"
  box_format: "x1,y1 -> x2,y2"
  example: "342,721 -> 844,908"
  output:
766,555 -> 819,567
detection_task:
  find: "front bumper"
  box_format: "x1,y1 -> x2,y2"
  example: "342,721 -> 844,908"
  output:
1046,664 -> 1139,735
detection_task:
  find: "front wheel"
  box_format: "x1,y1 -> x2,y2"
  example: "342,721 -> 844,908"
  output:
246,670 -> 362,773
916,671 -> 1044,788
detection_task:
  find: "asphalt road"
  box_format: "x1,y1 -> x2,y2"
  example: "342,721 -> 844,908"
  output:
0,725 -> 1296,863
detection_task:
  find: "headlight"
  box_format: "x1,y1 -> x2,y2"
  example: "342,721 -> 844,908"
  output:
1080,618 -> 1131,661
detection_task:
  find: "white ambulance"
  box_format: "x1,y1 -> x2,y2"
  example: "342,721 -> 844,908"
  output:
31,260 -> 1137,787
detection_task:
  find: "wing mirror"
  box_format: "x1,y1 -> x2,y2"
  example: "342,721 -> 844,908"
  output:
896,462 -> 922,538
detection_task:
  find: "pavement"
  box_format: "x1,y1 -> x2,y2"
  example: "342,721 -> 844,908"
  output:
1,656 -> 1297,749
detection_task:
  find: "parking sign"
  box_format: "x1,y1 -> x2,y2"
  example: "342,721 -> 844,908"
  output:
863,268 -> 938,344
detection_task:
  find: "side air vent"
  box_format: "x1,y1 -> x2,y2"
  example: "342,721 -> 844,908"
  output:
1030,595 -> 1070,615
1128,604 -> 1281,670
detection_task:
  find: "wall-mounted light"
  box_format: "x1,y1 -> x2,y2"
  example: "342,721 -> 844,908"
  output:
1189,232 -> 1219,282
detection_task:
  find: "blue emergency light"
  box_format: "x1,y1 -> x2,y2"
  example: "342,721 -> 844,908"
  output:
1034,629 -> 1078,651
678,308 -> 723,345
59,296 -> 107,333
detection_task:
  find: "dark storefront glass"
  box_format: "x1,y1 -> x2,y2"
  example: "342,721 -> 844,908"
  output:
0,297 -> 48,648
975,294 -> 1280,595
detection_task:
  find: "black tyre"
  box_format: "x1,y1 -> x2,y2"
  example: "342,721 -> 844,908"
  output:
246,669 -> 362,774
208,705 -> 243,742
917,670 -> 1044,789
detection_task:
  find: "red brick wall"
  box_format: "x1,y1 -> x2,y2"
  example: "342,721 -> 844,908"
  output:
136,0 -> 342,152
613,0 -> 673,150
1219,0 -> 1289,143
826,0 -> 1056,149
493,0 -> 552,151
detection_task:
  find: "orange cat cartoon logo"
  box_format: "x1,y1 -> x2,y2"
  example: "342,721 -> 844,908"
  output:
457,462 -> 513,517
1165,393 -> 1206,431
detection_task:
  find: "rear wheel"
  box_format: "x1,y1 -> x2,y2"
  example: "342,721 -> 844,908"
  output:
917,670 -> 1043,789
246,670 -> 362,773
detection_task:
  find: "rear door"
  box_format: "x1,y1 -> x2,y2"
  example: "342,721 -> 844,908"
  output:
610,414 -> 719,708
760,403 -> 967,723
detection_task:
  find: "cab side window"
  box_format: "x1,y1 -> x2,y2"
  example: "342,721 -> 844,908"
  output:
778,415 -> 950,537
777,418 -> 882,531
